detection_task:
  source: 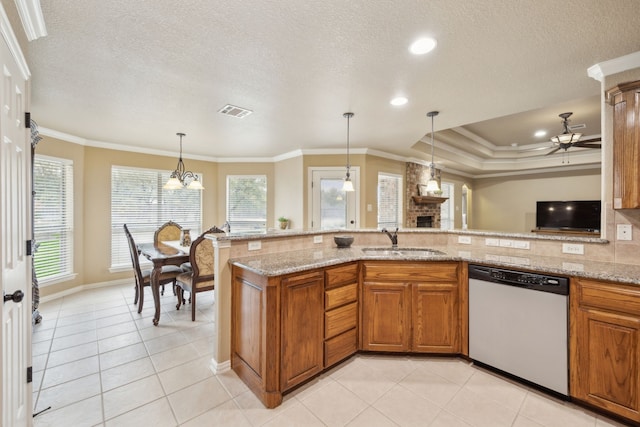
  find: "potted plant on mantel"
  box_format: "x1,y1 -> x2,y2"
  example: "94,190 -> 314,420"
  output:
278,216 -> 289,229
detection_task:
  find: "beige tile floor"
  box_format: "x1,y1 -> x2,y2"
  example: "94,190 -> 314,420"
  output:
31,282 -> 628,427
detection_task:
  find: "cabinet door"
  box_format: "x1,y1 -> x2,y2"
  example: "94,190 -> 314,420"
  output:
281,271 -> 324,391
412,283 -> 460,353
571,278 -> 640,422
607,80 -> 640,209
361,282 -> 411,352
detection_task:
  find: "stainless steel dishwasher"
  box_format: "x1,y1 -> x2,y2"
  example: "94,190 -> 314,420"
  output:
468,264 -> 569,396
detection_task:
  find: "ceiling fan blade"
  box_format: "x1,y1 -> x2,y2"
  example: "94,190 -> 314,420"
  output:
573,143 -> 601,149
574,137 -> 601,144
546,147 -> 561,156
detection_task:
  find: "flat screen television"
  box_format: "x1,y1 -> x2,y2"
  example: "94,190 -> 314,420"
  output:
536,200 -> 601,232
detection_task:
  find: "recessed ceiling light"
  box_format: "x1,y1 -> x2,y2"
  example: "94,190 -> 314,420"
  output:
534,130 -> 547,138
390,97 -> 408,106
409,37 -> 437,55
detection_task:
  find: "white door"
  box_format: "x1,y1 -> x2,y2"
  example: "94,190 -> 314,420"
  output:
310,168 -> 359,229
1,22 -> 32,427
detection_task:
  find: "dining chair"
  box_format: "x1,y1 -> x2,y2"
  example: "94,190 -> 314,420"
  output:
175,232 -> 215,321
180,225 -> 225,272
124,224 -> 182,313
154,220 -> 182,245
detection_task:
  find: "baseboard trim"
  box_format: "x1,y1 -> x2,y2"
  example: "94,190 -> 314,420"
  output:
39,278 -> 131,303
209,357 -> 231,375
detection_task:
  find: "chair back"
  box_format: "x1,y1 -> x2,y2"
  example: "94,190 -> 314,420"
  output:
154,221 -> 182,244
203,225 -> 225,235
124,224 -> 145,285
189,233 -> 215,290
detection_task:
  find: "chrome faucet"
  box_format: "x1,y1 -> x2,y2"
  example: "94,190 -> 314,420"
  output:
221,220 -> 231,233
381,228 -> 398,248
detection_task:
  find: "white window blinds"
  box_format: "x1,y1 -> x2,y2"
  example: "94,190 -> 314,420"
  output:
111,166 -> 202,268
440,182 -> 455,230
377,173 -> 403,229
33,155 -> 74,282
226,175 -> 267,233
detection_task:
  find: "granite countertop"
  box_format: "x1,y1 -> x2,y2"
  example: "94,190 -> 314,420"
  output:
229,245 -> 640,285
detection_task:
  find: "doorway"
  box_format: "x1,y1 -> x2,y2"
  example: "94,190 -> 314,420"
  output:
309,168 -> 359,229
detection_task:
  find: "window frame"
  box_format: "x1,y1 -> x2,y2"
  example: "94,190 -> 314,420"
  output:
33,154 -> 76,286
110,165 -> 203,270
377,172 -> 403,229
226,174 -> 267,233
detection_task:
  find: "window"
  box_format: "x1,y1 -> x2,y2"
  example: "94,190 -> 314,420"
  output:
440,182 -> 455,230
227,175 -> 267,233
111,166 -> 202,269
377,172 -> 403,229
33,155 -> 74,283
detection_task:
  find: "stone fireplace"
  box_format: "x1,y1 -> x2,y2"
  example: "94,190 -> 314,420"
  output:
406,162 -> 443,228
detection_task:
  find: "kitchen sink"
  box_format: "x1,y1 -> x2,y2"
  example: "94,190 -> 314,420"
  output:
361,247 -> 445,257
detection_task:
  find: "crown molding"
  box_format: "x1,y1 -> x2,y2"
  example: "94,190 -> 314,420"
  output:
14,0 -> 47,41
588,50 -> 640,82
0,2 -> 30,80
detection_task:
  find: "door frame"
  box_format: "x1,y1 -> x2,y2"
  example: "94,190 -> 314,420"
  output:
308,167 -> 360,229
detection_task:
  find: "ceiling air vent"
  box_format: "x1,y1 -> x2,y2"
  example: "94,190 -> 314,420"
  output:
218,104 -> 253,118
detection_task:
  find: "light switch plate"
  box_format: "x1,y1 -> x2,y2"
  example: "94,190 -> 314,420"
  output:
313,235 -> 323,244
485,238 -> 499,247
562,243 -> 584,255
248,240 -> 262,251
458,235 -> 471,244
617,224 -> 632,241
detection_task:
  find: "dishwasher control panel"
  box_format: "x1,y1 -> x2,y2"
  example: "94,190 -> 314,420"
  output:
469,264 -> 569,295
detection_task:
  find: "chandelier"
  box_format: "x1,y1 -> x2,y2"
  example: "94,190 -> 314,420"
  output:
164,133 -> 204,190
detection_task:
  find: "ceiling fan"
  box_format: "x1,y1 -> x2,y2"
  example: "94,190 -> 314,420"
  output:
546,112 -> 601,156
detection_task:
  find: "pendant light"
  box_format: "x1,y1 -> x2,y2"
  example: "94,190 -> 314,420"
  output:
164,132 -> 204,190
342,112 -> 355,192
425,111 -> 440,193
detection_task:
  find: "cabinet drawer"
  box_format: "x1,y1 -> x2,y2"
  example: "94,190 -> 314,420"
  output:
324,328 -> 357,367
576,278 -> 640,316
325,282 -> 357,310
326,263 -> 358,289
363,262 -> 458,282
325,302 -> 357,339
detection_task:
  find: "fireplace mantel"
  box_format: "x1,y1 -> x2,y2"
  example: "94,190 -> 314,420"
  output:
412,195 -> 448,204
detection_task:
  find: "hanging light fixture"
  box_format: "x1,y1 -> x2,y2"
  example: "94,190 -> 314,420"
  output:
425,111 -> 440,193
550,112 -> 582,145
342,112 -> 355,192
164,132 -> 205,190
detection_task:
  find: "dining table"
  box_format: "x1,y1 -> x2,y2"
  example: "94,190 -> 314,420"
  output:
137,241 -> 190,326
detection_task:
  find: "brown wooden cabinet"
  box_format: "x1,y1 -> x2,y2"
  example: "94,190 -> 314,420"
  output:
280,271 -> 324,390
324,263 -> 359,367
360,261 -> 464,354
606,80 -> 640,209
231,266 -> 324,408
570,277 -> 640,422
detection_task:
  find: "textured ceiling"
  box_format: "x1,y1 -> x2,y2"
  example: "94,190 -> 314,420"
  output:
26,0 -> 640,176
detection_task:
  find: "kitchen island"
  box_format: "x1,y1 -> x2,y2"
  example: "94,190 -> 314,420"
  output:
223,233 -> 640,423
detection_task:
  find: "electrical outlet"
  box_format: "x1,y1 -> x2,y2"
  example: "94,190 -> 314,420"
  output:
458,235 -> 471,244
513,240 -> 530,250
562,243 -> 584,255
313,235 -> 323,244
499,239 -> 513,248
485,238 -> 500,247
248,240 -> 262,251
617,224 -> 632,241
